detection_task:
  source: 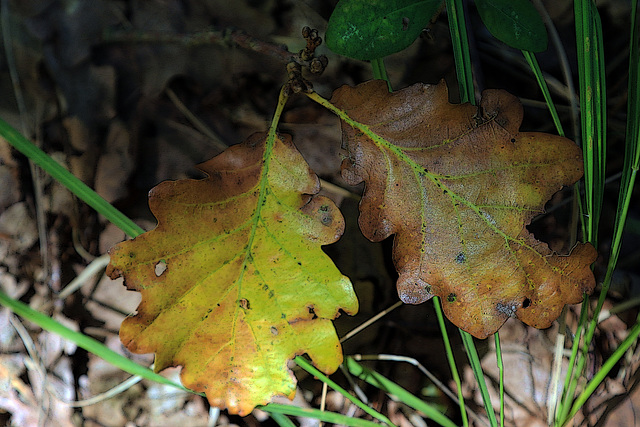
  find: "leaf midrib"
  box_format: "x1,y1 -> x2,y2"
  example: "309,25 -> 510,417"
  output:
336,107 -> 551,269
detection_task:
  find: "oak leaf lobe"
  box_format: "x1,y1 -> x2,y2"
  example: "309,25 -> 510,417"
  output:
331,80 -> 596,339
107,132 -> 358,415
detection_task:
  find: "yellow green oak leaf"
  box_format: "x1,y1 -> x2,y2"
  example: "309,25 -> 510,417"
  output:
107,132 -> 358,415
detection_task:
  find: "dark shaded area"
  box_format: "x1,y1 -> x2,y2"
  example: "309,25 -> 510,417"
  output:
0,0 -> 639,425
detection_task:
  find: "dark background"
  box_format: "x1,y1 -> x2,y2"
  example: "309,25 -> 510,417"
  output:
0,0 -> 638,425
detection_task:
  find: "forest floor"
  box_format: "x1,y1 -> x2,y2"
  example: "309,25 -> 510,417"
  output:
1,0 -> 639,426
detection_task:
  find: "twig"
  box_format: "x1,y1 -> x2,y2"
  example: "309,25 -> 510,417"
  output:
103,26 -> 302,65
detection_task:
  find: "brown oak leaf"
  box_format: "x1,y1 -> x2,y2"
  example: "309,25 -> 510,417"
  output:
331,80 -> 597,338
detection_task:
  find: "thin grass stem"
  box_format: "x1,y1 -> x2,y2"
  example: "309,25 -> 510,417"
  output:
494,333 -> 504,427
345,357 -> 457,427
556,1 -> 609,422
460,331 -> 497,427
264,404 -> 383,427
445,0 -> 475,104
531,0 -> 580,139
371,57 -> 392,91
294,356 -> 395,426
559,2 -> 640,422
574,0 -> 607,246
522,50 -> 565,136
556,298 -> 589,424
351,354 -> 487,426
269,412 -> 296,427
341,301 -> 402,343
67,373 -> 145,407
433,296 -> 469,426
563,319 -> 640,425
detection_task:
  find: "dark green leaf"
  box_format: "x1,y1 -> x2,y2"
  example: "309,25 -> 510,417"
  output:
475,0 -> 548,52
326,0 -> 442,60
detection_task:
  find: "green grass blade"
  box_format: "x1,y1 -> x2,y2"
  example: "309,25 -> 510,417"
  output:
0,289 -> 396,424
345,357 -> 458,427
558,2 -> 640,423
574,0 -> 606,246
578,0 -> 640,394
294,356 -> 395,426
264,404 -> 384,427
555,2 -> 608,422
371,57 -> 393,91
460,330 -> 498,427
521,50 -> 565,136
433,297 -> 469,426
555,298 -> 589,425
0,117 -> 144,238
445,0 -> 475,104
562,319 -> 640,425
494,333 -> 504,427
269,412 -> 296,427
0,289 -> 192,393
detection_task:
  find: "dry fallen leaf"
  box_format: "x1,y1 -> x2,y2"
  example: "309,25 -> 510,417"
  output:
331,80 -> 597,338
